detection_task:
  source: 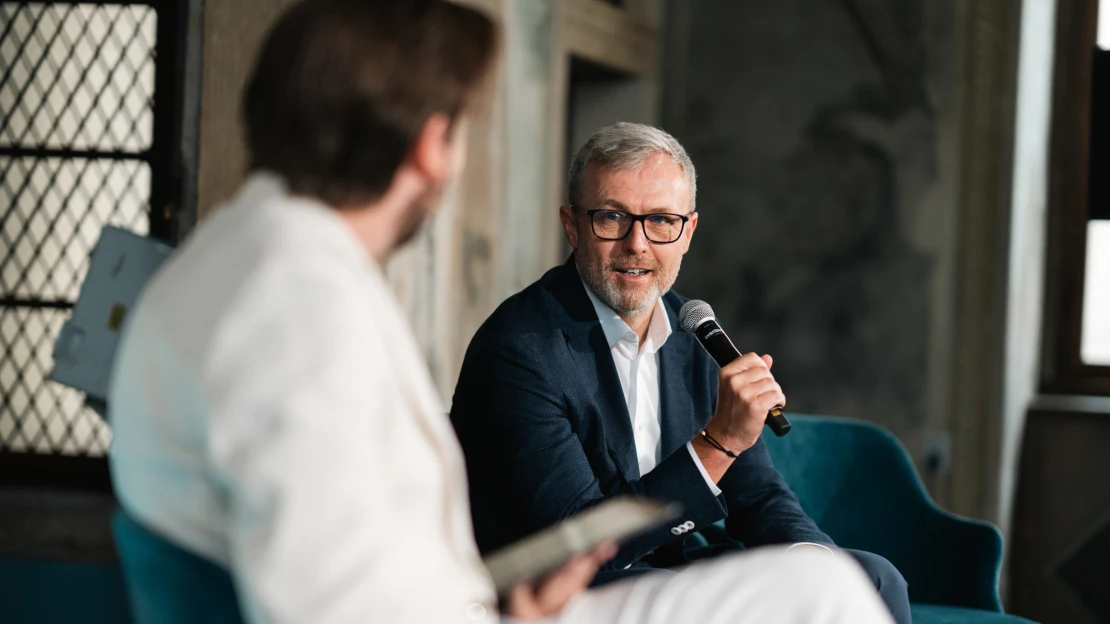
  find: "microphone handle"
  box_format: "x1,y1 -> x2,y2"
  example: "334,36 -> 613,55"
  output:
694,320 -> 792,437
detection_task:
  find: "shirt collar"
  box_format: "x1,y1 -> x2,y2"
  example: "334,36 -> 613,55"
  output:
579,272 -> 672,352
242,170 -> 379,273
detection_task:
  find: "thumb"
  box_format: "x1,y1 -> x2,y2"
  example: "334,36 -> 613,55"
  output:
506,582 -> 542,620
761,354 -> 773,369
590,541 -> 618,564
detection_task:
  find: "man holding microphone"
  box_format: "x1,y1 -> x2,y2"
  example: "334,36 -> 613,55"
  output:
451,122 -> 910,622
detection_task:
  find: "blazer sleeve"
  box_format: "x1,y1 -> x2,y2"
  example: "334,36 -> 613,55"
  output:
717,437 -> 834,547
452,331 -> 727,570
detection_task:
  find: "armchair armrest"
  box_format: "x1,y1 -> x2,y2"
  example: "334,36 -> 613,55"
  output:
913,501 -> 1004,610
764,415 -> 1005,611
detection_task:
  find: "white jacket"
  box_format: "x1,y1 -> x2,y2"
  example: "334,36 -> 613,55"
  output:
109,173 -> 497,623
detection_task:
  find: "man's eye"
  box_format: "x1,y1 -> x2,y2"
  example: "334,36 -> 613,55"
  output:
601,211 -> 625,222
647,215 -> 672,225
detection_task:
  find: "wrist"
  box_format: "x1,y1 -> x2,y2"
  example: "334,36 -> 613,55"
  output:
703,423 -> 753,454
690,432 -> 739,484
698,428 -> 746,458
690,434 -> 719,458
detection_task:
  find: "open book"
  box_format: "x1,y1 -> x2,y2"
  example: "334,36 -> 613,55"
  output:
483,496 -> 682,594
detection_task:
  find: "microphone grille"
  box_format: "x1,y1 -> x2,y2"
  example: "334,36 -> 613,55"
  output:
679,300 -> 715,334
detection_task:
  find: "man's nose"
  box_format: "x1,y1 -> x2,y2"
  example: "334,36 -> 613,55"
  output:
621,221 -> 651,253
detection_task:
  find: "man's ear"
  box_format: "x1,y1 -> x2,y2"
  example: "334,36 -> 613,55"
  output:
409,112 -> 454,184
559,205 -> 579,250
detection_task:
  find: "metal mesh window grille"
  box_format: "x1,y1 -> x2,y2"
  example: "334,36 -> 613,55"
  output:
0,4 -> 156,151
1,2 -> 160,456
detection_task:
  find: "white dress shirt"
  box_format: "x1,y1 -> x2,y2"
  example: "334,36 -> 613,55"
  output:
580,280 -> 721,495
109,173 -> 497,623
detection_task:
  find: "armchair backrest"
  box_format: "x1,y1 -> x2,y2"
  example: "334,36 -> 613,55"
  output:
763,415 -> 1005,610
113,509 -> 245,624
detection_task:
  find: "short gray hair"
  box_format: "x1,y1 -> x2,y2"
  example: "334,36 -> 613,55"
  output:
567,122 -> 697,211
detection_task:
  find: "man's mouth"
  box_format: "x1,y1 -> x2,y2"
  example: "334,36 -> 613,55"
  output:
614,268 -> 652,277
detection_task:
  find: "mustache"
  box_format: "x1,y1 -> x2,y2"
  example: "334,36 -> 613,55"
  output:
607,258 -> 661,271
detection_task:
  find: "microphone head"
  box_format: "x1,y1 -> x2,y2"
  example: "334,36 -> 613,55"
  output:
679,300 -> 715,334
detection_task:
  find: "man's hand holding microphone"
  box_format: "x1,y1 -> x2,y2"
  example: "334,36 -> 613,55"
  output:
692,352 -> 785,482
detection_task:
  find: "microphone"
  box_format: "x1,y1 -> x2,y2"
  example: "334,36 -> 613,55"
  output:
678,300 -> 791,437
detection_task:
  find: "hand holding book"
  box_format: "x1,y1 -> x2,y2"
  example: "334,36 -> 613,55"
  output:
484,496 -> 683,596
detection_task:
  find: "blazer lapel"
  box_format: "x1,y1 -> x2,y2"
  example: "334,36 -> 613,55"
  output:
552,258 -> 640,483
658,308 -> 701,460
563,327 -> 641,483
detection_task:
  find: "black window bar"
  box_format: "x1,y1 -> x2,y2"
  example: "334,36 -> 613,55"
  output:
0,1 -> 186,488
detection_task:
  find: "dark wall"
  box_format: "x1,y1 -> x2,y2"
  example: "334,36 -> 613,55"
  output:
0,488 -> 117,561
664,0 -> 961,461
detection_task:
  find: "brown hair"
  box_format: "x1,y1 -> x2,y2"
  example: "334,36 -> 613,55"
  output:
242,0 -> 497,207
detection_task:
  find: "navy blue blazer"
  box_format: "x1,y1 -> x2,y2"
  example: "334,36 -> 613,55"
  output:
450,258 -> 832,572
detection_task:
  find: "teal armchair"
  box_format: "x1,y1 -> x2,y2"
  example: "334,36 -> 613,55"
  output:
113,510 -> 244,624
761,415 -> 1034,623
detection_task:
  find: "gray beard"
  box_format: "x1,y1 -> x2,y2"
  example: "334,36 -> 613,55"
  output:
576,253 -> 681,317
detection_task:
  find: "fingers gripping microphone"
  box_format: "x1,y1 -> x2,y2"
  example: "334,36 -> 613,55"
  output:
679,300 -> 791,437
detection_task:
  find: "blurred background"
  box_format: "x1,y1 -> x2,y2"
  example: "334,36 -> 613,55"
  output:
0,0 -> 1108,621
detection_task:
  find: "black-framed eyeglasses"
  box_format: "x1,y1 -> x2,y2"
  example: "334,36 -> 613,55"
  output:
570,205 -> 693,244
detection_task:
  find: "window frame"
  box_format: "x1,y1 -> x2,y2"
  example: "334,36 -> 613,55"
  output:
0,0 -> 193,491
1042,0 -> 1110,395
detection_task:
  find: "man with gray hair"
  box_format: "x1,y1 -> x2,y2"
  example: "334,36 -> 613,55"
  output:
451,122 -> 911,623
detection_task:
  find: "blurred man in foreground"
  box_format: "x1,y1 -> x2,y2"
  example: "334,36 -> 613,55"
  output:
108,1 -> 894,622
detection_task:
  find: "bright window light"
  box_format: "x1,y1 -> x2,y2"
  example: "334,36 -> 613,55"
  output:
1082,220 -> 1110,364
1101,0 -> 1110,49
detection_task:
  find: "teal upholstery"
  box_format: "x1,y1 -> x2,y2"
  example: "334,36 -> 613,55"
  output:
762,415 -> 1036,623
911,604 -> 1036,624
0,555 -> 132,623
112,509 -> 244,624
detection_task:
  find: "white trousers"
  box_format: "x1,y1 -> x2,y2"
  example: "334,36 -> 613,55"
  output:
544,546 -> 894,624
